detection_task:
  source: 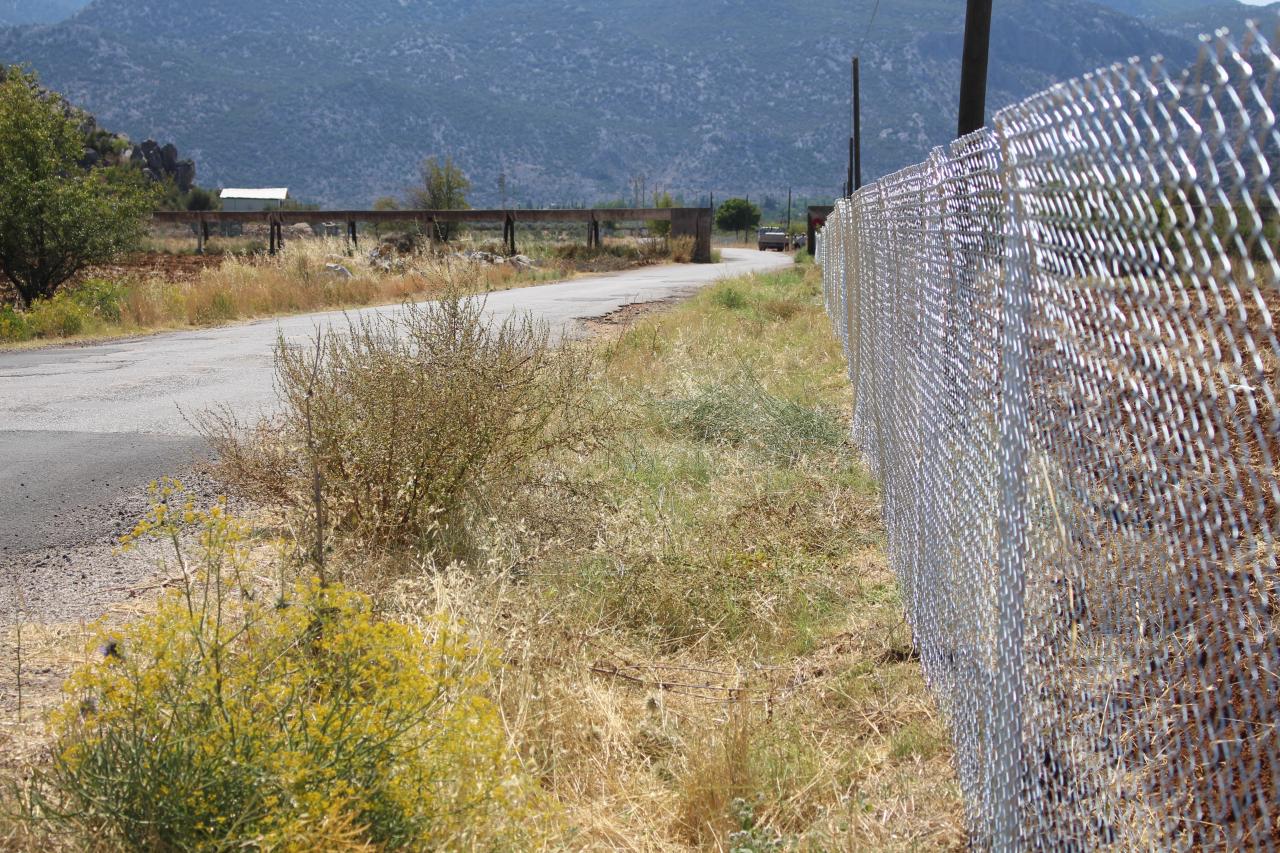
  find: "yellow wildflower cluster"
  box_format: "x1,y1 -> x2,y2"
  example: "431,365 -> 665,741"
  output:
47,488 -> 549,849
119,477 -> 243,552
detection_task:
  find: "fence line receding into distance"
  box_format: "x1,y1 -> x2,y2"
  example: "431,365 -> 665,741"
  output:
818,25 -> 1280,851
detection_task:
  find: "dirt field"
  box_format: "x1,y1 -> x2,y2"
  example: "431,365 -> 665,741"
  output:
83,252 -> 237,285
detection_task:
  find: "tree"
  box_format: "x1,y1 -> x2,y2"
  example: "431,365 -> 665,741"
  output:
184,185 -> 220,211
715,197 -> 761,243
0,68 -> 155,308
409,155 -> 470,242
648,190 -> 674,239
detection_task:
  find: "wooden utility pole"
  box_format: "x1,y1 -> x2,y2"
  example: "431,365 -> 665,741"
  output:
852,56 -> 862,192
958,0 -> 994,137
786,187 -> 792,237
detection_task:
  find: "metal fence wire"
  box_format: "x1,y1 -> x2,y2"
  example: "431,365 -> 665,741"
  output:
819,25 -> 1280,851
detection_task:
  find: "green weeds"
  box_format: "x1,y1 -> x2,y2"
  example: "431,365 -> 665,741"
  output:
664,374 -> 846,464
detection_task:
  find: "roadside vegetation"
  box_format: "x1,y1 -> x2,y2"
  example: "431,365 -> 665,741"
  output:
0,234 -> 692,346
0,262 -> 962,849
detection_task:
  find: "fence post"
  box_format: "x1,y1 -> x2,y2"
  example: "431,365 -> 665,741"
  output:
991,126 -> 1030,852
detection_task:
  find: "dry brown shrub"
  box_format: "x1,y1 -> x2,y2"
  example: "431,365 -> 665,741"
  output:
202,293 -> 609,560
669,236 -> 696,263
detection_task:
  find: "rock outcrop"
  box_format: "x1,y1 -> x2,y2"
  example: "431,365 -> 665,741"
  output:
125,138 -> 196,191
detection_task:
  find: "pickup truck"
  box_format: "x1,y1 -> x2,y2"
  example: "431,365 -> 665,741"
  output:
757,227 -> 789,251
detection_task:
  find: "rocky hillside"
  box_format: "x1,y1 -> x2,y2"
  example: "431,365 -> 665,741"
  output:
0,0 -> 1266,205
1149,1 -> 1279,40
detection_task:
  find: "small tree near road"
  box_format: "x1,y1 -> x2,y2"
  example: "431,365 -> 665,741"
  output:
0,68 -> 154,308
410,156 -> 470,242
715,197 -> 761,243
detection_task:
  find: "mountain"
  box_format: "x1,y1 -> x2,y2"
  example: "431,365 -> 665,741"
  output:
0,0 -> 87,26
0,0 -> 1216,206
1150,1 -> 1280,40
1089,0 -> 1279,40
1089,0 -> 1206,17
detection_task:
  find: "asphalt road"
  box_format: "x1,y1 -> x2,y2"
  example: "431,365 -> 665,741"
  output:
0,249 -> 792,556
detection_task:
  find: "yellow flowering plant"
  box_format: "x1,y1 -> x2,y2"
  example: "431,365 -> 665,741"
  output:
34,481 -> 546,849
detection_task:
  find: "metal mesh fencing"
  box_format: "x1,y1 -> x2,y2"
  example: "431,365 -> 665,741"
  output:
819,26 -> 1280,850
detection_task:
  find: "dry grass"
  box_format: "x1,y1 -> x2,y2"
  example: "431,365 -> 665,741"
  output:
0,263 -> 964,849
0,233 -> 685,348
118,238 -> 555,330
201,292 -> 606,562
369,264 -> 964,849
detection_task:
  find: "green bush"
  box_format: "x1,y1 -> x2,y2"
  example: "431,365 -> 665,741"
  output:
26,293 -> 88,337
713,285 -> 748,311
0,304 -> 31,341
68,277 -> 125,322
30,483 -> 549,850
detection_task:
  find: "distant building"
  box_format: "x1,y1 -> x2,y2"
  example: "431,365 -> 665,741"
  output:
220,188 -> 289,212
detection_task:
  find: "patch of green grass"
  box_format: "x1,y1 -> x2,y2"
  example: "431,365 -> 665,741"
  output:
67,277 -> 126,322
0,304 -> 32,341
663,374 -> 846,464
713,284 -> 749,310
889,722 -> 946,762
26,293 -> 91,338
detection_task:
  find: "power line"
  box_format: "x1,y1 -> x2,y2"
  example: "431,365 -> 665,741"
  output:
858,0 -> 881,55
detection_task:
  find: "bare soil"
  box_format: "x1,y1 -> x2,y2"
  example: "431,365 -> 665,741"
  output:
82,251 -> 250,285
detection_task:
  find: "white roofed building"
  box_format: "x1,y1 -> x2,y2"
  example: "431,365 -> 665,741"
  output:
220,188 -> 289,212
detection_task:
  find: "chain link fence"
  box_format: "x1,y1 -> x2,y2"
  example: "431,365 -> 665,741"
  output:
819,25 -> 1279,850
